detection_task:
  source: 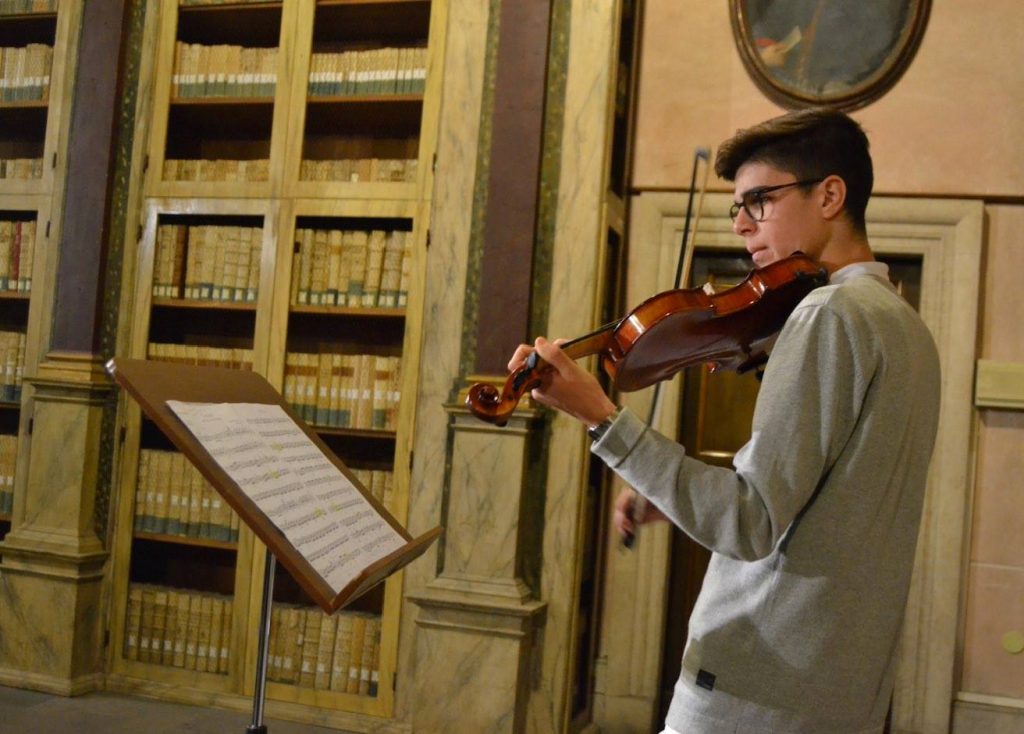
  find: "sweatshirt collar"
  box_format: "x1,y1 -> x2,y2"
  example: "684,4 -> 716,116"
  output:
829,261 -> 896,291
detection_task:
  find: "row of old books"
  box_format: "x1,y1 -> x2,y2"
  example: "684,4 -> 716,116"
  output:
0,330 -> 24,403
0,158 -> 42,179
179,0 -> 273,6
284,352 -> 401,431
0,433 -> 16,515
268,604 -> 381,696
162,158 -> 270,183
160,157 -> 417,185
290,228 -> 410,309
0,45 -> 50,102
298,157 -> 418,184
172,43 -> 277,99
348,467 -> 394,511
308,47 -> 427,97
147,343 -> 255,371
135,448 -> 240,543
0,219 -> 34,292
0,0 -> 56,13
152,223 -> 263,302
124,584 -> 233,674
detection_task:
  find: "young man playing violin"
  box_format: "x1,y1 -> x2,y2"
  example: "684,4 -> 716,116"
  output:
508,108 -> 940,733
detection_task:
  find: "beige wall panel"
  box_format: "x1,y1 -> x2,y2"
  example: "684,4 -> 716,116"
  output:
970,411 -> 1024,568
980,206 -> 1024,362
634,0 -> 1024,197
960,562 -> 1024,698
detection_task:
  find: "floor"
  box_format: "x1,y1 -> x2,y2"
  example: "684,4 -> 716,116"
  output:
0,684 -> 340,734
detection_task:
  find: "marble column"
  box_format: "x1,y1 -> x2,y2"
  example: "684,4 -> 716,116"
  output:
0,0 -> 131,695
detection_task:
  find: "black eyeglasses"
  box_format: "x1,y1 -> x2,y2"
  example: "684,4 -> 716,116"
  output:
729,178 -> 824,222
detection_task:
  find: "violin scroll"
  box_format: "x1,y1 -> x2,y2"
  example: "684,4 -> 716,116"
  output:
466,353 -> 548,425
466,382 -> 511,426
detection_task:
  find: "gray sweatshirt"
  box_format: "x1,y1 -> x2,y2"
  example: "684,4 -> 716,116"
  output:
592,264 -> 940,733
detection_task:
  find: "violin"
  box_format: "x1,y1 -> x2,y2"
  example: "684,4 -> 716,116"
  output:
466,252 -> 828,426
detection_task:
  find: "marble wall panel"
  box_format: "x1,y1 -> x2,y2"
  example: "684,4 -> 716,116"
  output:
20,400 -> 99,536
0,568 -> 103,690
445,420 -> 530,583
412,611 -> 527,733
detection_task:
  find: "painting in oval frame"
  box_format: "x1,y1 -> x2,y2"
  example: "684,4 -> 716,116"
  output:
730,0 -> 931,111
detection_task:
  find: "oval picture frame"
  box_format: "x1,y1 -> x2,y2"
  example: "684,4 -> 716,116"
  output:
730,0 -> 931,111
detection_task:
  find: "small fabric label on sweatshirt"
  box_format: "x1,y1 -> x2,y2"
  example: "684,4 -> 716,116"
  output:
695,669 -> 716,691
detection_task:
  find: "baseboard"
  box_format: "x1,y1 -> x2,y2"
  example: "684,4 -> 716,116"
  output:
953,694 -> 1024,734
0,666 -> 103,697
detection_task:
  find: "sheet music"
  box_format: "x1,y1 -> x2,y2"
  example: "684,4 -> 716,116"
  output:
166,400 -> 406,595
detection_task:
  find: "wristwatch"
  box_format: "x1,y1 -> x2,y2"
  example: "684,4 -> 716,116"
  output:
587,407 -> 622,442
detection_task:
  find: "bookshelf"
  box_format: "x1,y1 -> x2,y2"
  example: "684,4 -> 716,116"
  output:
108,0 -> 444,724
0,208 -> 36,535
0,0 -> 70,545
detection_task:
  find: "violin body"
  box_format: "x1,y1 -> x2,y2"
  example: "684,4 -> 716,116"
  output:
467,253 -> 827,425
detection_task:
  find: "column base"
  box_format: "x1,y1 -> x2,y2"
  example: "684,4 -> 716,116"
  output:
408,586 -> 546,734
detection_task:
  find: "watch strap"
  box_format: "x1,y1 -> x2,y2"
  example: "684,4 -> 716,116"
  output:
587,407 -> 622,442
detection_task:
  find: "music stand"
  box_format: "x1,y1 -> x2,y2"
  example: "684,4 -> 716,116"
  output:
107,358 -> 442,733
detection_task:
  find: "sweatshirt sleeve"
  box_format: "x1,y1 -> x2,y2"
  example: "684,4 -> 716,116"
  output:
591,299 -> 873,561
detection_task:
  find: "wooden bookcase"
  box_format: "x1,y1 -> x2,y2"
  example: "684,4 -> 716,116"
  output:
107,0 -> 444,724
0,0 -> 74,545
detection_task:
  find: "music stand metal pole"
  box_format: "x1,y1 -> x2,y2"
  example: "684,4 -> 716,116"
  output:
247,548 -> 276,734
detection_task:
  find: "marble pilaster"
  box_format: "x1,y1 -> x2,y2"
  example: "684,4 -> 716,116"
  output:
407,405 -> 546,733
402,0 -> 624,730
0,353 -> 112,694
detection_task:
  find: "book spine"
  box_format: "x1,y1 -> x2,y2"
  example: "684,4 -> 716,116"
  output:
219,598 -> 233,673
139,586 -> 156,663
315,613 -> 337,690
124,585 -> 143,660
299,608 -> 321,688
330,613 -> 352,691
346,613 -> 367,694
173,591 -> 190,668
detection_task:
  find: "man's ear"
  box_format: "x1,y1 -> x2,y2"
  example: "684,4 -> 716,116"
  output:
820,175 -> 847,221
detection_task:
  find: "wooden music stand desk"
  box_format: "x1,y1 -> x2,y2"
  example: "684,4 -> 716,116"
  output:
107,357 -> 441,733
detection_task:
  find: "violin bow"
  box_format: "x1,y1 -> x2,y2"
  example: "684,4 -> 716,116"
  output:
625,146 -> 711,549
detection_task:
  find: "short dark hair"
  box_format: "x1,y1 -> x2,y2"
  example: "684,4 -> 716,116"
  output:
715,108 -> 873,233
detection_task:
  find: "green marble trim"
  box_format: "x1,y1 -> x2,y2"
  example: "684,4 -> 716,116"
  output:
529,0 -> 568,341
95,0 -> 146,540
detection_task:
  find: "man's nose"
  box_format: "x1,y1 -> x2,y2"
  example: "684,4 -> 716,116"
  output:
732,208 -> 756,235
